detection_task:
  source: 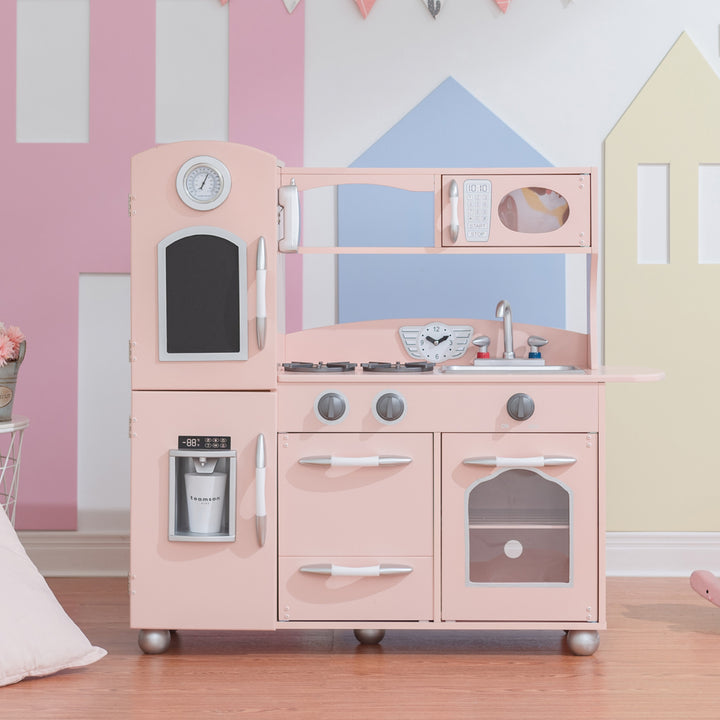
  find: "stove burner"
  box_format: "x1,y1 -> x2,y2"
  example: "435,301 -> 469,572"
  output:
361,361 -> 435,373
282,361 -> 357,373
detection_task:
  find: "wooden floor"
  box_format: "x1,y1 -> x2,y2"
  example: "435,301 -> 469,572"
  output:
3,577 -> 720,719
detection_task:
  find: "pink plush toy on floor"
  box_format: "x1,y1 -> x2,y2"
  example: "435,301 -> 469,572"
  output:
690,570 -> 720,607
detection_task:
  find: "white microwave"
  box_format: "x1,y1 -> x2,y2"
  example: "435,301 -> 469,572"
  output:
441,171 -> 592,249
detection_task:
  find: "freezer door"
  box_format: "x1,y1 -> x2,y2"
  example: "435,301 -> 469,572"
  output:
130,390 -> 276,631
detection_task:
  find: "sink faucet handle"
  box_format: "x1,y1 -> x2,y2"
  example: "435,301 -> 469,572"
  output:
472,335 -> 490,359
528,335 -> 548,359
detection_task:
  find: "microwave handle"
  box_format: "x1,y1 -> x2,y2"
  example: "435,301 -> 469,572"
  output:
298,455 -> 412,467
300,563 -> 413,577
256,236 -> 267,350
255,434 -> 266,546
463,456 -> 577,468
449,179 -> 459,243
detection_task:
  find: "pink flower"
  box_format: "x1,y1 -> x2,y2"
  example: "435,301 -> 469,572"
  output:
5,326 -> 24,356
0,335 -> 13,367
0,322 -> 24,366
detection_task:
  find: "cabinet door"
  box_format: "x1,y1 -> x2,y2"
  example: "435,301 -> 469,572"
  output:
278,433 -> 433,557
130,390 -> 276,631
441,433 -> 598,623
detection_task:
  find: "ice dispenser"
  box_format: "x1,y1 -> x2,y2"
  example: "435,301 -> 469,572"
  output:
168,446 -> 237,541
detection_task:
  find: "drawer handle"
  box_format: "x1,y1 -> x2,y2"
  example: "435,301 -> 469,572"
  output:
300,563 -> 414,577
298,455 -> 412,468
463,456 -> 577,468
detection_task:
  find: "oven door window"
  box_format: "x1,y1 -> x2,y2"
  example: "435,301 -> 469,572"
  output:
158,227 -> 248,361
466,468 -> 571,585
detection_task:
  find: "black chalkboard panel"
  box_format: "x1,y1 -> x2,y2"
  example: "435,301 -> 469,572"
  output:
164,234 -> 241,354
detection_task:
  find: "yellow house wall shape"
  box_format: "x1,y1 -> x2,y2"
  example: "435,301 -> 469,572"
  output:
605,33 -> 720,531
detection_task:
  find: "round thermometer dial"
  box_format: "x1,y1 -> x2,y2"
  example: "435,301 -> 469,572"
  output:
176,155 -> 231,211
418,322 -> 456,362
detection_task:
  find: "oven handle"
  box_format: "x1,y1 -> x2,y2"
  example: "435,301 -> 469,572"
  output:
449,179 -> 459,242
256,236 -> 267,350
255,434 -> 266,547
463,456 -> 577,468
298,455 -> 412,468
300,563 -> 413,577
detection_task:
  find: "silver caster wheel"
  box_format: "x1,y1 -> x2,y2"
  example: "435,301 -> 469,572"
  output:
566,629 -> 599,656
353,628 -> 386,645
138,629 -> 172,654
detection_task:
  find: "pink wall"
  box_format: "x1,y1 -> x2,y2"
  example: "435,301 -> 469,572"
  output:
1,2 -> 304,529
228,2 -> 304,333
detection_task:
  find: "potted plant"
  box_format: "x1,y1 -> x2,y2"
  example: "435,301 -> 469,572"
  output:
0,324 -> 26,422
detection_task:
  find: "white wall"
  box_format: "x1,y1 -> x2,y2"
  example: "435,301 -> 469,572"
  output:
66,0 -> 720,529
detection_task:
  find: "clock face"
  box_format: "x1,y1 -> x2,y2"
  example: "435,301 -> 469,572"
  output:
399,322 -> 474,363
419,322 -> 455,362
176,156 -> 231,211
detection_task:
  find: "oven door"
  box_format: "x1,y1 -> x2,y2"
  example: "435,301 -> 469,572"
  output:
441,173 -> 591,248
441,432 -> 598,623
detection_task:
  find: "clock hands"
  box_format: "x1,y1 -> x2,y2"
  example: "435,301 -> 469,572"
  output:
425,334 -> 450,346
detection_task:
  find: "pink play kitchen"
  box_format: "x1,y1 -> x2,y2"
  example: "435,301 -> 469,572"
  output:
129,142 -> 659,656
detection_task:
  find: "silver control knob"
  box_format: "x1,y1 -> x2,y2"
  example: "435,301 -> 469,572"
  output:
375,392 -> 406,423
316,392 -> 347,423
507,393 -> 535,421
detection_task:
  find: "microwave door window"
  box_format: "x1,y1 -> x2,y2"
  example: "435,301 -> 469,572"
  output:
159,230 -> 248,361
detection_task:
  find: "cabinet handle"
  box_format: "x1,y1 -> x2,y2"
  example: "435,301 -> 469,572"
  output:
463,456 -> 577,468
256,236 -> 267,350
300,563 -> 413,577
298,455 -> 412,467
255,434 -> 266,546
449,179 -> 459,243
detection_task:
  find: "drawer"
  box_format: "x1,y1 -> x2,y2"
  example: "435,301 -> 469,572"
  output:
278,433 -> 433,556
278,556 -> 433,622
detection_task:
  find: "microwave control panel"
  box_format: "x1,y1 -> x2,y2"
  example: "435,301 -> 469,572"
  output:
463,179 -> 492,242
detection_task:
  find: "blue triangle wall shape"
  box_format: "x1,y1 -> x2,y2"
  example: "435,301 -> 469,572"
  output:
337,77 -> 565,330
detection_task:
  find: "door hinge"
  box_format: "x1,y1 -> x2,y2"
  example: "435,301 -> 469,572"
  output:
129,416 -> 137,439
129,340 -> 136,362
128,194 -> 136,217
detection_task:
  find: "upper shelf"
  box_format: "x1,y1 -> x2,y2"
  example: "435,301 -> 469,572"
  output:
277,167 -> 596,255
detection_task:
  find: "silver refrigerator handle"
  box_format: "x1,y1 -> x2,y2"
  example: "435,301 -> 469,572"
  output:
256,236 -> 267,350
255,434 -> 266,547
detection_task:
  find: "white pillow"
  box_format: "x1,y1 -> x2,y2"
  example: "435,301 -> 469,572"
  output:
0,505 -> 106,686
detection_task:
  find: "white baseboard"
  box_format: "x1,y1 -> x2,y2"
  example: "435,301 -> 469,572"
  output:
605,532 -> 720,577
18,531 -> 130,577
16,531 -> 720,578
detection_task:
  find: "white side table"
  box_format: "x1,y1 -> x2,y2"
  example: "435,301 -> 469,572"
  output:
0,416 -> 29,526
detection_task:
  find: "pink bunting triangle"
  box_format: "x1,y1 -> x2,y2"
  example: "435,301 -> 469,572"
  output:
354,0 -> 377,19
494,0 -> 511,12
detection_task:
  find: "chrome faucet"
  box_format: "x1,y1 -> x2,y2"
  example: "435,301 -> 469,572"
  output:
495,300 -> 514,359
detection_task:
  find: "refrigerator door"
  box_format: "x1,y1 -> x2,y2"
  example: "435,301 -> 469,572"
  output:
130,390 -> 276,631
130,141 -> 278,391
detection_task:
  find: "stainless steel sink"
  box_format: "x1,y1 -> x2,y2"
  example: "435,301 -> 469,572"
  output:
439,364 -> 585,375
